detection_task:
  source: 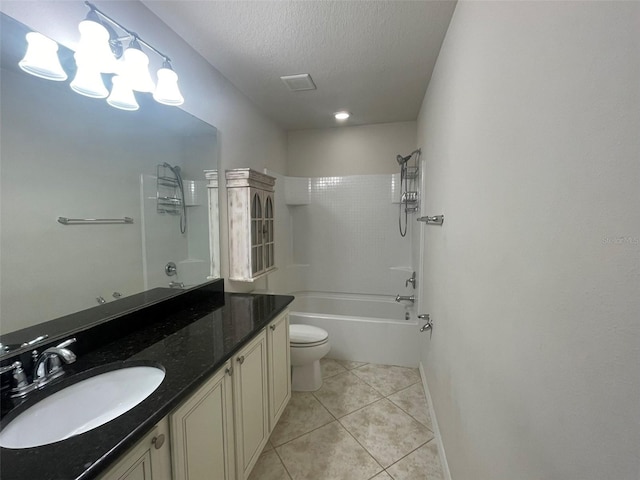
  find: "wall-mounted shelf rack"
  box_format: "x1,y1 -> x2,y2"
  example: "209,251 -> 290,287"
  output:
417,215 -> 444,225
58,217 -> 134,225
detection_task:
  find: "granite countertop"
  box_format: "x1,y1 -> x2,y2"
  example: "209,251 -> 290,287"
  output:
0,289 -> 294,480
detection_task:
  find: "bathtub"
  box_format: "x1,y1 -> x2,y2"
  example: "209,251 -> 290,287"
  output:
288,292 -> 421,367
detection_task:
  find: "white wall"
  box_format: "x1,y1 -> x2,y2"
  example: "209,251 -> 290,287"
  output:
417,2 -> 640,480
1,1 -> 288,297
288,121 -> 416,177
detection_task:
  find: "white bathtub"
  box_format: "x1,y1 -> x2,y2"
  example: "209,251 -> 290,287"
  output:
288,292 -> 421,367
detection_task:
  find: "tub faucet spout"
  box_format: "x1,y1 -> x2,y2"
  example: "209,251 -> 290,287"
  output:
395,294 -> 415,303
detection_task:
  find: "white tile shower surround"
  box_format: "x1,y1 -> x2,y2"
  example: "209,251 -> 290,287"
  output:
290,175 -> 414,296
248,359 -> 444,480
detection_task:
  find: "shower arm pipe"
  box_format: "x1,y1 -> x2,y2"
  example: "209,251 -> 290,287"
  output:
85,1 -> 172,62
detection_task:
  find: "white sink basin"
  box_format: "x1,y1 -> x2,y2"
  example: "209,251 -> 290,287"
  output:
0,365 -> 165,449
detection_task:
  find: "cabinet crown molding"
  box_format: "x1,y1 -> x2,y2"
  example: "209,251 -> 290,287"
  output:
225,168 -> 275,192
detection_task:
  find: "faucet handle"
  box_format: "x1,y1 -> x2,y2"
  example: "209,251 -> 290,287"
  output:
0,361 -> 22,376
405,271 -> 416,288
0,361 -> 34,397
55,337 -> 76,349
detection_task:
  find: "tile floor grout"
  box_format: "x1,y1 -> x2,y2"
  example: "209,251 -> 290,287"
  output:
251,359 -> 444,480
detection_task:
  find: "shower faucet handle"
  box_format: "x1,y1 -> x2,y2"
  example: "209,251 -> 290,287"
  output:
405,272 -> 416,289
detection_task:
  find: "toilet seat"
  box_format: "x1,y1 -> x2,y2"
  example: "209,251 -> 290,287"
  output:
290,324 -> 328,346
291,339 -> 328,348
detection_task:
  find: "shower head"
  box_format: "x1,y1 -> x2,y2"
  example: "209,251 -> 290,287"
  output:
396,154 -> 412,166
163,162 -> 181,174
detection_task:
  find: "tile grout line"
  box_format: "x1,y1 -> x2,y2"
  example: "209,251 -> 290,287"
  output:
383,438 -> 434,474
311,370 -> 383,417
385,389 -> 435,434
350,367 -> 423,398
271,416 -> 335,450
271,443 -> 294,480
335,415 -> 386,476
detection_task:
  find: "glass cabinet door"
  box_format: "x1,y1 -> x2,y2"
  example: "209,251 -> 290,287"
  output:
264,194 -> 275,270
250,191 -> 263,275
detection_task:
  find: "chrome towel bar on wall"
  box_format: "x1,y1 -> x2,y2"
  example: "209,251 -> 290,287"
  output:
57,217 -> 134,225
417,215 -> 444,225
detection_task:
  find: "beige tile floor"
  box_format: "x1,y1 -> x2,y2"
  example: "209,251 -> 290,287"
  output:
249,359 -> 444,480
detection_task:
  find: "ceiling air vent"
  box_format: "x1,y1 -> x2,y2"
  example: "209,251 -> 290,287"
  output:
280,74 -> 317,92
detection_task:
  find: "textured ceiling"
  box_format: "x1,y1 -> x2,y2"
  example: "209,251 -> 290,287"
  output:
143,1 -> 456,131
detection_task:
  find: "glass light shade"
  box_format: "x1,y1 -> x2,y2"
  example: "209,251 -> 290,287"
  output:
153,67 -> 184,106
19,32 -> 67,81
120,46 -> 155,93
75,19 -> 119,74
70,57 -> 108,98
107,76 -> 139,111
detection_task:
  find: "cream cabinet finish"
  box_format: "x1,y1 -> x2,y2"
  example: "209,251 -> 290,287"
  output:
102,310 -> 291,480
233,329 -> 269,480
98,418 -> 171,480
267,310 -> 291,430
170,361 -> 235,480
226,169 -> 276,282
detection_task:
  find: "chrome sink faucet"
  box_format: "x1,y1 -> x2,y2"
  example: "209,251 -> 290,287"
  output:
33,338 -> 77,387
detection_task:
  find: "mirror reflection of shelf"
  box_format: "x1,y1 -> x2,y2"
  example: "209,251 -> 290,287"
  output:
156,164 -> 183,215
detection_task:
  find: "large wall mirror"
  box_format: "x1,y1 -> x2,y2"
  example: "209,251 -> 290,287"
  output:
0,13 -> 221,341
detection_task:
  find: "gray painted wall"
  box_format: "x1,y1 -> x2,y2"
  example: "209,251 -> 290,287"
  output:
417,2 -> 640,479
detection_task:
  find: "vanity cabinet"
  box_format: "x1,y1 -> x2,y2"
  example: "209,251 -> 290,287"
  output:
233,329 -> 269,480
98,418 -> 171,480
267,310 -> 291,430
102,310 -> 290,480
226,169 -> 276,282
170,361 -> 235,480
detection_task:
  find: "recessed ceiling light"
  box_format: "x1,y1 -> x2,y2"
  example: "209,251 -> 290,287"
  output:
334,111 -> 350,121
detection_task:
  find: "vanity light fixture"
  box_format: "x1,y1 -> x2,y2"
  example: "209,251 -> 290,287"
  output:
70,60 -> 109,98
18,32 -> 67,81
119,37 -> 156,93
334,111 -> 350,121
18,1 -> 184,110
75,8 -> 120,74
153,61 -> 185,106
107,75 -> 139,111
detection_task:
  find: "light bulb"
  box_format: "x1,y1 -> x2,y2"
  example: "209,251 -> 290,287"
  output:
70,58 -> 108,98
119,40 -> 155,93
107,76 -> 139,111
153,62 -> 184,106
334,111 -> 350,121
19,32 -> 67,81
75,16 -> 119,74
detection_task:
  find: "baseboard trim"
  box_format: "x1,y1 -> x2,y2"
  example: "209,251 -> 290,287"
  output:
419,362 -> 453,480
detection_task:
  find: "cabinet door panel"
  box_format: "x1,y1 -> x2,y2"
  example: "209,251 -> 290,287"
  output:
171,365 -> 234,480
235,331 -> 268,479
111,450 -> 152,480
268,312 -> 291,429
99,420 -> 170,480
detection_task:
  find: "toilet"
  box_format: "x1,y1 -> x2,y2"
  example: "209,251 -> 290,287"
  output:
289,324 -> 330,391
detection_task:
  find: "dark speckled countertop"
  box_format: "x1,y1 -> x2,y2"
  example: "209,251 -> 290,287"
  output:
0,284 -> 294,480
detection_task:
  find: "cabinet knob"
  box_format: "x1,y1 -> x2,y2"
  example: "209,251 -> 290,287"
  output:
237,355 -> 245,365
269,324 -> 276,331
225,366 -> 233,376
152,434 -> 165,450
